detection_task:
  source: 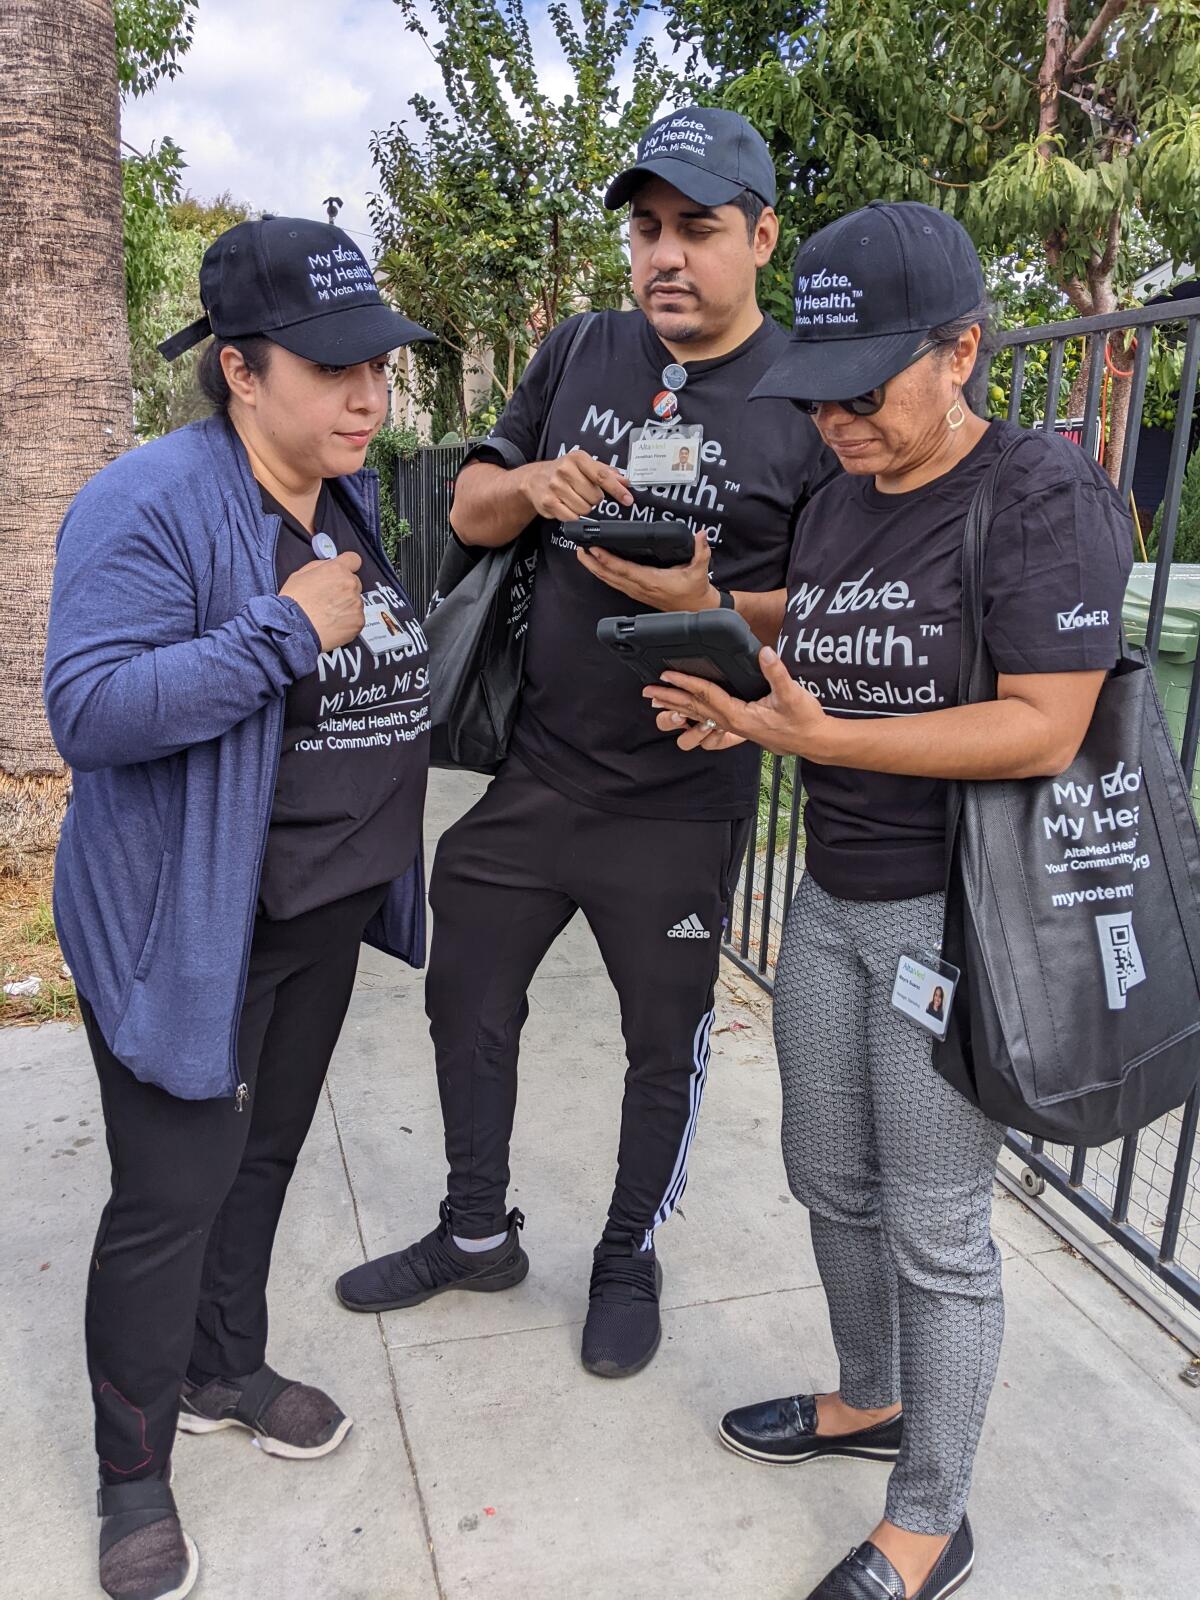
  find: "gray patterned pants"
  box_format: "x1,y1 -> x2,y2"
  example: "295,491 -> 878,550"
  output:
774,873 -> 1006,1534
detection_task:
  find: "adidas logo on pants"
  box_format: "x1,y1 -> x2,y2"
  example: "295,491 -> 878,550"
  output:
668,913 -> 711,940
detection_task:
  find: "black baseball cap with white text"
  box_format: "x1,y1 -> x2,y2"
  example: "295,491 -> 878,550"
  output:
158,216 -> 433,366
751,201 -> 986,402
605,106 -> 777,212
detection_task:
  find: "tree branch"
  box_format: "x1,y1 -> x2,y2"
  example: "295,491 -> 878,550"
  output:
1097,198 -> 1123,278
1066,0 -> 1135,80
1038,0 -> 1071,159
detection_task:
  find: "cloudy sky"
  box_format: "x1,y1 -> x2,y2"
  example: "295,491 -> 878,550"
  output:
121,0 -> 674,251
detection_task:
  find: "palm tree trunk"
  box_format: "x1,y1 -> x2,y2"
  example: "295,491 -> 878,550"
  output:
0,0 -> 133,858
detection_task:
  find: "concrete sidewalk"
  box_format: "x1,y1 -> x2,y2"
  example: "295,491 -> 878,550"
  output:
3,770 -> 1199,1599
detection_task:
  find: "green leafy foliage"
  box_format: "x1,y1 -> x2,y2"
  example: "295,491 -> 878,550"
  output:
371,0 -> 673,435
1149,443 -> 1200,564
114,0 -> 196,98
365,424 -> 421,561
661,0 -> 1200,321
122,137 -> 187,342
129,193 -> 255,438
117,1 -> 202,432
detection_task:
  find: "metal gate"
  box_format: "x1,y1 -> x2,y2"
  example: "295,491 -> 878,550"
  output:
390,443 -> 468,616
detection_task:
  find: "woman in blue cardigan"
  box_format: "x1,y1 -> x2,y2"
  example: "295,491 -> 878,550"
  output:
44,217 -> 433,1600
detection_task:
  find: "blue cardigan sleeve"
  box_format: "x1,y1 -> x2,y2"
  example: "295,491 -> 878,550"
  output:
44,477 -> 320,773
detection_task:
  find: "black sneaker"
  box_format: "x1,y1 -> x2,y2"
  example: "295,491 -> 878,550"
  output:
98,1477 -> 199,1600
580,1236 -> 663,1378
719,1392 -> 903,1465
335,1202 -> 528,1312
178,1363 -> 352,1459
804,1517 -> 974,1600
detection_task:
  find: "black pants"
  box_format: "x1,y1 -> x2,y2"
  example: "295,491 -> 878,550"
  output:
427,757 -> 748,1243
82,882 -> 386,1486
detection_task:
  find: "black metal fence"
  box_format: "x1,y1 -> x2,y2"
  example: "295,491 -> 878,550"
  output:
397,297 -> 1200,1329
391,444 -> 469,616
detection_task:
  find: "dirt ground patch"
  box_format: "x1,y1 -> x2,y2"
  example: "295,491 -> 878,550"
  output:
0,852 -> 78,1026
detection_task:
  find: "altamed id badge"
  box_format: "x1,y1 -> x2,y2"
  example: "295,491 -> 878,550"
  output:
890,946 -> 959,1042
360,601 -> 422,658
627,422 -> 703,486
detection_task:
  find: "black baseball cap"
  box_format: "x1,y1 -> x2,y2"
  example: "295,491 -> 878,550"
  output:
751,201 -> 986,402
158,216 -> 433,365
604,106 -> 777,211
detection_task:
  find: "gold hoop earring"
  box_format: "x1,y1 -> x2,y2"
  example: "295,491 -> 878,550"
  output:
946,396 -> 966,431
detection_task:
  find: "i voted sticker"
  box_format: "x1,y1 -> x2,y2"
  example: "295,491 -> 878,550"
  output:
651,389 -> 679,421
313,533 -> 338,560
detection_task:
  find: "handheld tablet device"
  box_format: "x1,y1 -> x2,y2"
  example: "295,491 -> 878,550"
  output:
563,519 -> 695,568
596,610 -> 770,701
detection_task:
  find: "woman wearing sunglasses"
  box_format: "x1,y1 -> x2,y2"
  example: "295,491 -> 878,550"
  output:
649,202 -> 1132,1600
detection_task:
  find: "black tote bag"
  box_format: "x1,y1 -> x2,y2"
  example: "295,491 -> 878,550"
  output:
935,442 -> 1200,1144
425,313 -> 597,774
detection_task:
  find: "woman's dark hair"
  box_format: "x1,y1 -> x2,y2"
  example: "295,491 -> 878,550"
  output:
927,299 -> 995,415
197,335 -> 275,415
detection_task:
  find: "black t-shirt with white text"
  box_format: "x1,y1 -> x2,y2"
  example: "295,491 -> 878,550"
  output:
780,419 -> 1134,900
258,482 -> 431,920
471,309 -> 838,819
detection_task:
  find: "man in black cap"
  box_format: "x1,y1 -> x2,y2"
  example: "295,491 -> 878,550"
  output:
336,107 -> 837,1378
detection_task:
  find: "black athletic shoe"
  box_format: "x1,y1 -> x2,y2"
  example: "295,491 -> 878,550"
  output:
803,1517 -> 974,1600
335,1202 -> 528,1312
719,1392 -> 903,1465
178,1363 -> 352,1459
98,1477 -> 199,1600
580,1236 -> 663,1378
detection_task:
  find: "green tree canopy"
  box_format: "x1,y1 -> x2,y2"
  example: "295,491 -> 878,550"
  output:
661,0 -> 1200,318
371,0 -> 672,436
130,193 -> 255,438
115,0 -> 195,97
116,0 -> 198,343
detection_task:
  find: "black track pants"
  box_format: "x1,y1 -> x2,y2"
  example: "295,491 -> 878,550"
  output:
82,882 -> 386,1485
426,757 -> 748,1243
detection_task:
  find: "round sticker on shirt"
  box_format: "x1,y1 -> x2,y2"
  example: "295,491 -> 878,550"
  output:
313,533 -> 338,560
651,390 -> 679,421
661,363 -> 688,392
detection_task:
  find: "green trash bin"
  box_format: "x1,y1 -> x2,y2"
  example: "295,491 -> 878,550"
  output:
1122,563 -> 1200,815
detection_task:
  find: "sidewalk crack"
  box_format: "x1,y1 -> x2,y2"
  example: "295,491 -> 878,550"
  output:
325,1080 -> 446,1600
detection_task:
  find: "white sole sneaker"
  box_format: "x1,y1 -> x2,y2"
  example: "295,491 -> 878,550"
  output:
177,1409 -> 354,1459
168,1533 -> 200,1599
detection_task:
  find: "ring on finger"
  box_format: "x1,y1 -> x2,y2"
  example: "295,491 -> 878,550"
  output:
701,718 -> 718,732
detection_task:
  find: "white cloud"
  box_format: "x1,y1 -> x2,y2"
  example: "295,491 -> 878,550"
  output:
121,0 -> 675,255
120,0 -> 446,247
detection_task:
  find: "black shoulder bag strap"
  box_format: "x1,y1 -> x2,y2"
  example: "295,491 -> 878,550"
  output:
471,312 -> 598,471
437,312 -> 598,595
533,311 -> 597,462
943,435 -> 1029,874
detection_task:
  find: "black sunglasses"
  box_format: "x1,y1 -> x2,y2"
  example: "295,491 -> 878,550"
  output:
791,340 -> 939,417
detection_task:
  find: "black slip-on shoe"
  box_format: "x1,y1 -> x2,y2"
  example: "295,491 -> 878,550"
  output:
580,1237 -> 663,1379
335,1202 -> 528,1312
178,1362 -> 352,1459
719,1392 -> 903,1465
98,1478 -> 199,1600
804,1517 -> 974,1600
